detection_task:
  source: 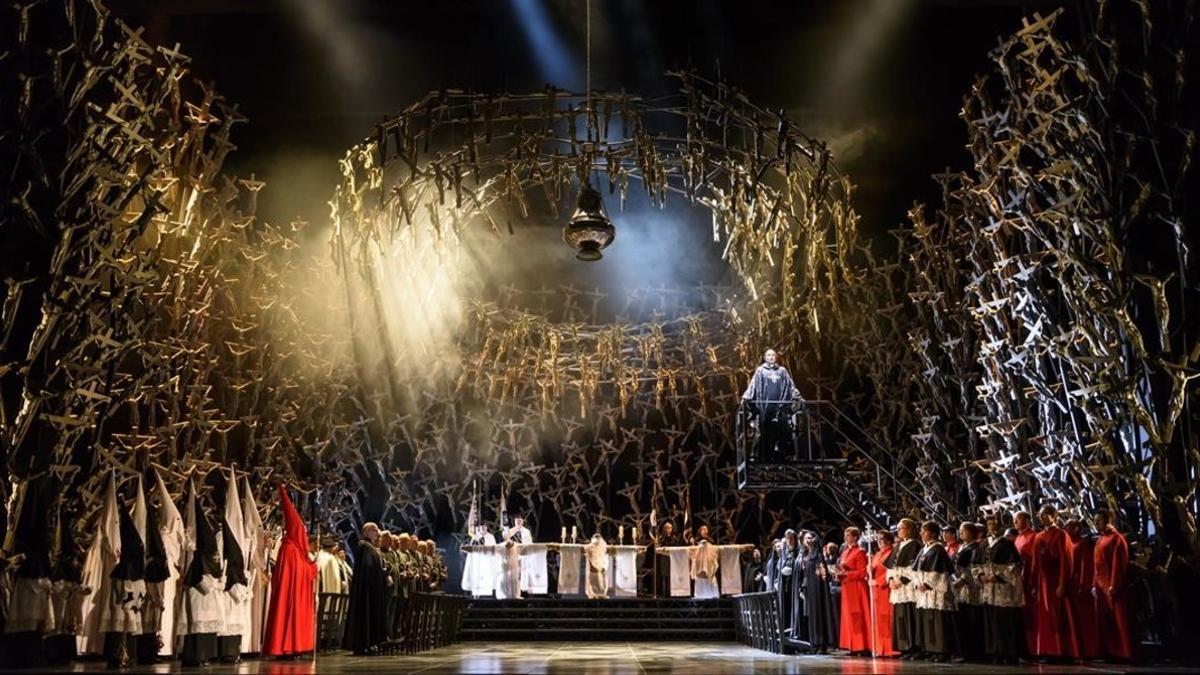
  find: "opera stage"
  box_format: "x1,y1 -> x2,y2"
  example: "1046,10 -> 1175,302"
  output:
6,643 -> 1193,675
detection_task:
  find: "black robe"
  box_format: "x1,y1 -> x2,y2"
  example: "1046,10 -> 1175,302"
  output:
3,476 -> 56,668
653,532 -> 681,598
774,542 -> 801,637
885,538 -> 921,654
823,551 -> 842,644
954,540 -> 984,660
181,495 -> 222,666
344,540 -> 389,653
137,505 -> 171,663
104,504 -> 146,665
913,541 -> 957,656
980,535 -> 1024,660
800,546 -> 837,650
742,557 -> 764,593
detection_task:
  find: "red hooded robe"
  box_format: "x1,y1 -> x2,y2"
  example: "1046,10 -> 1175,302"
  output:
262,485 -> 317,656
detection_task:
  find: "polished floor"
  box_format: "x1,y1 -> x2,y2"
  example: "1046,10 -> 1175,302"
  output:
7,643 -> 1193,674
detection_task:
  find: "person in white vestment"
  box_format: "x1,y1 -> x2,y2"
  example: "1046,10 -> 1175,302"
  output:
317,539 -> 346,595
584,534 -> 610,599
690,540 -> 721,599
217,475 -> 251,662
178,484 -> 224,666
503,517 -> 533,596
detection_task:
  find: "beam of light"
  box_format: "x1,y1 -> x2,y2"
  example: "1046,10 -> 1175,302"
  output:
820,0 -> 918,108
510,0 -> 581,88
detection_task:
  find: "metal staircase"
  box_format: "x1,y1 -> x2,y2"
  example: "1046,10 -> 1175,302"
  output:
736,399 -> 962,528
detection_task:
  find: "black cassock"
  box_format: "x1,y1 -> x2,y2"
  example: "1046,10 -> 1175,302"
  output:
954,540 -> 984,660
344,540 -> 389,653
774,542 -> 801,637
742,557 -> 764,594
800,545 -> 837,650
914,541 -> 957,656
742,363 -> 798,461
652,532 -> 681,598
105,505 -> 146,665
885,538 -> 921,655
979,535 -> 1025,661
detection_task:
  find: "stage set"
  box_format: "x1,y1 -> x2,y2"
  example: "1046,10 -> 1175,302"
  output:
1,0 -> 1199,672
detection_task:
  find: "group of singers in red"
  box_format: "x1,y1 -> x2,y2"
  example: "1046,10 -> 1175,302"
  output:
769,504 -> 1134,663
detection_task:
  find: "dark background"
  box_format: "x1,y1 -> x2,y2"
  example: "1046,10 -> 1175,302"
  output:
108,0 -> 1079,251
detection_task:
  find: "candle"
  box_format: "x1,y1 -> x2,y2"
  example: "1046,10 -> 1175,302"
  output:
571,525 -> 577,542
619,525 -> 625,543
561,526 -> 567,542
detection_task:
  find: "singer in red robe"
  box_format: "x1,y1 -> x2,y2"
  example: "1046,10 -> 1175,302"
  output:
1093,509 -> 1134,660
1031,506 -> 1077,659
869,531 -> 897,657
1013,511 -> 1038,654
1065,519 -> 1100,658
262,485 -> 317,657
837,527 -> 871,654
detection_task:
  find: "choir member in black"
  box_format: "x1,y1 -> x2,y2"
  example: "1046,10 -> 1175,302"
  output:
104,504 -> 146,669
2,475 -> 55,668
137,507 -> 171,664
800,530 -> 837,652
775,530 -> 801,637
764,539 -> 781,595
822,540 -> 842,646
913,520 -> 957,662
953,522 -> 984,661
652,522 -> 681,598
344,523 -> 389,655
886,518 -> 921,659
45,512 -> 85,665
978,514 -> 1024,664
180,501 -> 222,667
741,349 -> 801,461
219,514 -> 248,662
743,547 -> 765,593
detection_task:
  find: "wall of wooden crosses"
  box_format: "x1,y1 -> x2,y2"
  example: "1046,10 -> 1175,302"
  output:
1,0 -> 1195,551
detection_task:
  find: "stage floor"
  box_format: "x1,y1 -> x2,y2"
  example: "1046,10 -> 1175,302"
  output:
7,643 -> 1194,674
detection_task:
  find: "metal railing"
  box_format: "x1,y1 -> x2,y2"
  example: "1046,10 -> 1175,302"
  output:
732,591 -> 783,654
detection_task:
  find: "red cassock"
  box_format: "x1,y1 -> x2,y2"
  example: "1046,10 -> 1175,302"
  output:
1032,526 -> 1078,658
869,546 -> 896,656
1069,536 -> 1100,658
262,485 -> 318,656
1014,529 -> 1038,653
1094,527 -> 1134,660
838,546 -> 871,652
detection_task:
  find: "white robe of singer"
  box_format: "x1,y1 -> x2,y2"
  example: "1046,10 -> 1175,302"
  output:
584,537 -> 610,599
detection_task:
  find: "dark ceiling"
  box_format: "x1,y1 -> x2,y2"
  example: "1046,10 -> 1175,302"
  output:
106,0 -> 1081,245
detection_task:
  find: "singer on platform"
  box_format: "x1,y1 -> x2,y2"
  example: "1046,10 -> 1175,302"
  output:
741,349 -> 801,462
